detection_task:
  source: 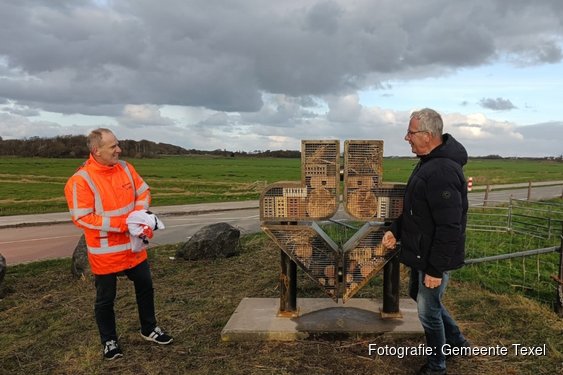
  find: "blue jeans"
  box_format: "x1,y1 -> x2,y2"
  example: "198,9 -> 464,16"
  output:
410,268 -> 466,371
94,260 -> 157,344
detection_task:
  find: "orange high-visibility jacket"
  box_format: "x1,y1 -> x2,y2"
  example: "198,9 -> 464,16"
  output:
64,155 -> 151,275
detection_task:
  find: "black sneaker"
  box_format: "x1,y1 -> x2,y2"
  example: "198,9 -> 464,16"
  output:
103,340 -> 123,360
416,364 -> 446,375
140,326 -> 173,345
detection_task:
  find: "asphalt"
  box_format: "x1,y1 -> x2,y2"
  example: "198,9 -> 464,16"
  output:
0,200 -> 260,229
1,180 -> 561,229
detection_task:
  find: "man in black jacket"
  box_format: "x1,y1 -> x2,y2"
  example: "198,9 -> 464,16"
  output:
382,108 -> 470,375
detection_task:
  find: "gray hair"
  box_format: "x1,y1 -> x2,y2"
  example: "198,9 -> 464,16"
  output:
410,108 -> 443,137
87,128 -> 113,152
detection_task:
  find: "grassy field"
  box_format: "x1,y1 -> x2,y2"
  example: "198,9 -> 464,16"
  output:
0,156 -> 561,216
0,235 -> 562,375
0,156 -> 562,374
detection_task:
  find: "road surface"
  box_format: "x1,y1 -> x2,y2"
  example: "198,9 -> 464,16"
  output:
468,181 -> 563,206
1,182 -> 561,265
0,206 -> 261,265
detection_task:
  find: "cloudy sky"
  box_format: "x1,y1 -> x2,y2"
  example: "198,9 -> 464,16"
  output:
1,0 -> 563,157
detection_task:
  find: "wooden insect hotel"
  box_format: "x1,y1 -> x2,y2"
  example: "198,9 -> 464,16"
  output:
260,140 -> 405,317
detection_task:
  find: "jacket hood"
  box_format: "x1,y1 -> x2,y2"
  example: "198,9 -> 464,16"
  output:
422,133 -> 468,167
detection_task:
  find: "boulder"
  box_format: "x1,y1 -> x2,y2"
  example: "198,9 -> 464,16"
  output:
176,222 -> 241,260
71,234 -> 91,278
0,253 -> 6,287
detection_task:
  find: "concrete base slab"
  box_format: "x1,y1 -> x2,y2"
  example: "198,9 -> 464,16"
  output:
221,298 -> 424,341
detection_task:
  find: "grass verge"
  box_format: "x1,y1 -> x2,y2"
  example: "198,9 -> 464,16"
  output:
0,234 -> 562,375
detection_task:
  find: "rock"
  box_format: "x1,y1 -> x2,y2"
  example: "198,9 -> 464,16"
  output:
71,234 -> 90,278
176,222 -> 241,260
0,253 -> 6,287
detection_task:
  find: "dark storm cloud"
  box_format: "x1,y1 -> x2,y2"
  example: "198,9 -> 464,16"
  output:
479,97 -> 517,110
0,0 -> 562,115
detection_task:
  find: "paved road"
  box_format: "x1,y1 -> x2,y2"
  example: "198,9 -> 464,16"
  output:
1,182 -> 561,265
468,181 -> 563,206
0,201 -> 260,265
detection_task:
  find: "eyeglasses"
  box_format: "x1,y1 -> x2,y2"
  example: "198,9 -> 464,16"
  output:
406,129 -> 428,136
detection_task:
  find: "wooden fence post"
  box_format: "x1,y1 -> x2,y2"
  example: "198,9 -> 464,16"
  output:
555,234 -> 563,318
484,184 -> 490,206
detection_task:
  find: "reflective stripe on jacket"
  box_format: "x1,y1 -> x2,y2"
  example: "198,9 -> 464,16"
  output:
64,155 -> 151,275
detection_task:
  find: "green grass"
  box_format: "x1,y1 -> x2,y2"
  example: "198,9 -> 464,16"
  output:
384,157 -> 563,185
1,156 -> 562,216
0,156 -> 302,215
1,235 -> 562,375
463,159 -> 563,185
1,154 -> 562,373
460,229 -> 561,303
1,156 -> 562,374
462,200 -> 563,305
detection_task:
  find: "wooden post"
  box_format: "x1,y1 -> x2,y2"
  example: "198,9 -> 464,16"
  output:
555,234 -> 563,318
381,251 -> 401,318
484,184 -> 490,206
279,250 -> 297,316
527,181 -> 532,201
508,196 -> 513,230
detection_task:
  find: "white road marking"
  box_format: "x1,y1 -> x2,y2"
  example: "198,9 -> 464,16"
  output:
0,234 -> 80,245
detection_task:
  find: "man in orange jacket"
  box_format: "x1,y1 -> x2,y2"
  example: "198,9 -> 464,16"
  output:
65,128 -> 173,360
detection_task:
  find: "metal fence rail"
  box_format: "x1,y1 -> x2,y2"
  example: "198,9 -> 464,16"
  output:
465,246 -> 559,264
464,199 -> 563,316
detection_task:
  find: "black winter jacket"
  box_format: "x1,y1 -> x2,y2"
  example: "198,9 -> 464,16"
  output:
390,134 -> 468,278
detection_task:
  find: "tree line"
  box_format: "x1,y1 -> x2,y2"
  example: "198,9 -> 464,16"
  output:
0,135 -> 301,158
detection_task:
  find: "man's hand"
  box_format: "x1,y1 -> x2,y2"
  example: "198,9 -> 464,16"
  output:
382,231 -> 397,249
139,225 -> 154,243
424,274 -> 442,289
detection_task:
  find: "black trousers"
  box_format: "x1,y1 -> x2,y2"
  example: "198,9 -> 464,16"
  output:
94,260 -> 157,344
